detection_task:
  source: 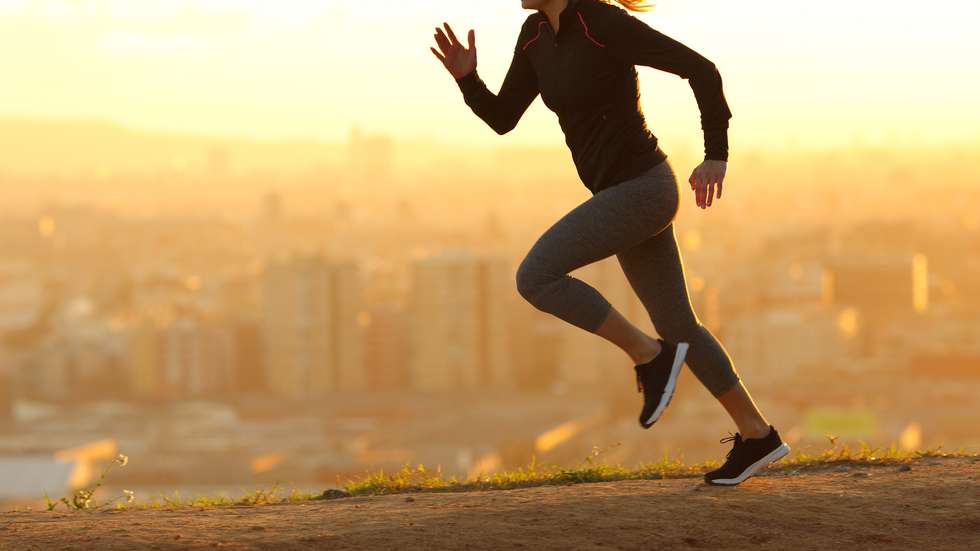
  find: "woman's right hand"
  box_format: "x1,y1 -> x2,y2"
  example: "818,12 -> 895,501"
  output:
430,22 -> 477,80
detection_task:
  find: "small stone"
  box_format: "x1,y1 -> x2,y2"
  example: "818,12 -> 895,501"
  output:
835,466 -> 850,472
898,465 -> 912,472
320,489 -> 352,500
173,535 -> 182,540
851,471 -> 868,478
404,496 -> 415,502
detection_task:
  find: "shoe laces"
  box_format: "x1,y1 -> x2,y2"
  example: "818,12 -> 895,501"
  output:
720,432 -> 743,460
635,371 -> 643,393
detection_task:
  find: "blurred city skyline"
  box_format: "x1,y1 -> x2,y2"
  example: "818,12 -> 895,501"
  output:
1,0 -> 978,511
2,123 -> 978,507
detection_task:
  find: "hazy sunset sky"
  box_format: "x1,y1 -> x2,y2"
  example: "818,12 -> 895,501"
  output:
0,0 -> 977,153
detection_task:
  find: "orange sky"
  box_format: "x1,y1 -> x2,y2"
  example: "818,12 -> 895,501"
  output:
0,0 -> 977,154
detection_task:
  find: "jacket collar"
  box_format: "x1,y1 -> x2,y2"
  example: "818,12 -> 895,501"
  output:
537,0 -> 580,24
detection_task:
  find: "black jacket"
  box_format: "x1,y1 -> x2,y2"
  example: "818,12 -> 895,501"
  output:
455,0 -> 733,194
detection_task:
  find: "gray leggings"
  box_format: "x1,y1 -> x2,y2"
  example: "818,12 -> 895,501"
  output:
515,159 -> 741,397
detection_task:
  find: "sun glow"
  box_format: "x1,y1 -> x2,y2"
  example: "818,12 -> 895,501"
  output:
0,0 -> 976,148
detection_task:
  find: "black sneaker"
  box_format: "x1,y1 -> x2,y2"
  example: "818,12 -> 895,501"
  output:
703,425 -> 791,485
634,338 -> 688,429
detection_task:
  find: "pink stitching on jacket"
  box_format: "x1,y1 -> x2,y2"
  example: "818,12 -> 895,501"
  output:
522,20 -> 548,50
577,11 -> 607,48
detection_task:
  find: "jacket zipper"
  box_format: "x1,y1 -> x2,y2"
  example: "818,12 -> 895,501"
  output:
544,16 -> 559,46
545,23 -> 557,46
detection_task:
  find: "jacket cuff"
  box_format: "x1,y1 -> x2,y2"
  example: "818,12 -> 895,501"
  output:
455,69 -> 481,96
703,127 -> 729,162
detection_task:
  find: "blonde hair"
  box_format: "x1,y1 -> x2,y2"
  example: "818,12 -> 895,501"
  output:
604,0 -> 656,12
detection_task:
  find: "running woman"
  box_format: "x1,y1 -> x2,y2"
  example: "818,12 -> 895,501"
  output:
430,0 -> 789,485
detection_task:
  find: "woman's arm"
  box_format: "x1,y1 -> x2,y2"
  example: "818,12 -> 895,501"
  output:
594,5 -> 733,162
453,36 -> 540,135
431,22 -> 540,135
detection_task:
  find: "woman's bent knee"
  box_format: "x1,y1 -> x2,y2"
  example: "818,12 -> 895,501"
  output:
515,256 -> 547,304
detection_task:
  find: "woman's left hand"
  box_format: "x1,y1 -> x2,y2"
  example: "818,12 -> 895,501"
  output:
688,160 -> 727,209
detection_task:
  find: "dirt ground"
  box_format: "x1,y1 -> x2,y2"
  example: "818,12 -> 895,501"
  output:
2,456 -> 978,551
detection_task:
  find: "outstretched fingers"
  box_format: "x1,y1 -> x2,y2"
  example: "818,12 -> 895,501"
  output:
688,172 -> 697,206
692,173 -> 703,208
430,47 -> 446,66
434,27 -> 452,54
443,22 -> 461,48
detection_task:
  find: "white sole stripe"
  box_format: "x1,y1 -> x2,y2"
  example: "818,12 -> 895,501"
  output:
642,341 -> 688,427
707,442 -> 792,485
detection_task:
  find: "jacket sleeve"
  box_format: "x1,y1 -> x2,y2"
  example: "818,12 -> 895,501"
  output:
454,31 -> 540,135
594,6 -> 733,161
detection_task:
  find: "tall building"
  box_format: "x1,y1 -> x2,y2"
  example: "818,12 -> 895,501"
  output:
255,192 -> 288,262
476,254 -> 517,389
126,316 -> 162,399
361,304 -> 411,390
507,312 -> 561,393
216,273 -> 266,393
721,303 -> 860,380
332,260 -> 366,392
160,315 -> 235,398
261,253 -> 364,399
0,270 -> 44,335
409,250 -> 481,391
261,192 -> 283,225
232,320 -> 265,393
825,253 -> 929,316
408,250 -> 514,392
870,308 -> 980,373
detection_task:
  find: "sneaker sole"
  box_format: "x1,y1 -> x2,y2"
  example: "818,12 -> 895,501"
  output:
705,442 -> 791,486
640,341 -> 688,428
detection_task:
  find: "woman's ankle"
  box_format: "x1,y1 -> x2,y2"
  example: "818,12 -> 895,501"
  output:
741,424 -> 772,440
629,336 -> 662,365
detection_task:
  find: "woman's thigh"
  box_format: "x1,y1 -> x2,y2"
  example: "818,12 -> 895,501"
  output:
519,161 -> 680,277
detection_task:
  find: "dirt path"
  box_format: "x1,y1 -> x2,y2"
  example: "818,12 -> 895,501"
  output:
3,456 -> 978,551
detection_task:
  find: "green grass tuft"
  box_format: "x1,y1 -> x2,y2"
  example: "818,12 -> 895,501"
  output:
39,439 -> 976,512
337,441 -> 969,497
